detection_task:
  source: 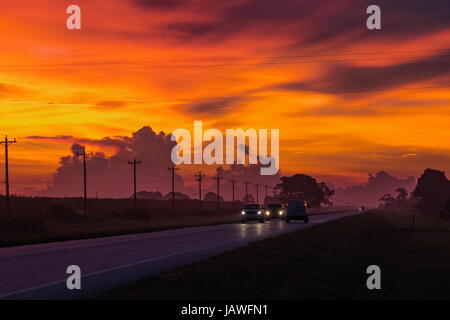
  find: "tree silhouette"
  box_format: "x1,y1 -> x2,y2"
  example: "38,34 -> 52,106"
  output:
318,182 -> 335,206
413,168 -> 450,212
204,191 -> 224,202
243,194 -> 255,203
164,192 -> 190,200
276,174 -> 326,207
380,193 -> 395,207
395,187 -> 408,201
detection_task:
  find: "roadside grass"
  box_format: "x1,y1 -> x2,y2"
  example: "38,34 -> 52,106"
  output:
97,210 -> 450,299
0,206 -> 352,248
0,214 -> 239,248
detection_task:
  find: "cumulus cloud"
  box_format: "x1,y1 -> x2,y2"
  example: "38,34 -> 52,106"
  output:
334,171 -> 416,207
39,126 -> 185,198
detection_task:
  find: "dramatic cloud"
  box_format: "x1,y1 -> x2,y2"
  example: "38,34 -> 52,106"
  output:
152,0 -> 450,46
273,50 -> 450,95
135,0 -> 189,11
41,127 -> 185,198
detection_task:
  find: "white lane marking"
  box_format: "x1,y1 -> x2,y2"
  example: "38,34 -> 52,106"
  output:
0,238 -> 246,299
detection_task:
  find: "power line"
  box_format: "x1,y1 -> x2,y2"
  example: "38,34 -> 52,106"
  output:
1,48 -> 449,69
30,84 -> 450,109
9,84 -> 450,119
5,55 -> 450,72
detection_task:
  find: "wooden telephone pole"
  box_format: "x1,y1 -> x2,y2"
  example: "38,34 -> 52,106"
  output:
230,179 -> 237,209
244,180 -> 250,203
1,135 -> 17,215
76,147 -> 92,215
213,173 -> 223,209
128,159 -> 142,209
195,172 -> 205,209
167,165 -> 180,210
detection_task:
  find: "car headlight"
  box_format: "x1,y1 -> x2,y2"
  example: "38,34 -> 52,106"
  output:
257,210 -> 261,215
279,210 -> 283,215
265,210 -> 270,215
241,211 -> 245,215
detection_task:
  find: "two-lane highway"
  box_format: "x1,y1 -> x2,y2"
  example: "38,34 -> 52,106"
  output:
0,211 -> 357,299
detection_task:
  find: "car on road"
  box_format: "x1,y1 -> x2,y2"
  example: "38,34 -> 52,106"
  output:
265,203 -> 285,220
241,203 -> 265,223
285,200 -> 309,223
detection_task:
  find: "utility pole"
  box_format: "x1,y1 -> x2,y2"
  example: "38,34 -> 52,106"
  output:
264,185 -> 269,204
167,165 -> 179,210
128,158 -> 142,209
213,173 -> 223,209
255,183 -> 260,204
195,172 -> 205,209
1,135 -> 17,215
230,179 -> 237,209
244,180 -> 250,203
76,147 -> 92,215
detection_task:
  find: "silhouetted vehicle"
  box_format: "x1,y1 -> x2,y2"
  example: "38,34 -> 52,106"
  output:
285,200 -> 309,223
265,203 -> 285,220
241,203 -> 265,223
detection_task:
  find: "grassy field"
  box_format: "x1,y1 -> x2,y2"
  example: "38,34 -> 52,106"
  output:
97,210 -> 450,299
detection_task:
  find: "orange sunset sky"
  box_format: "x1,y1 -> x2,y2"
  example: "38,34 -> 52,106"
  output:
1,0 -> 450,196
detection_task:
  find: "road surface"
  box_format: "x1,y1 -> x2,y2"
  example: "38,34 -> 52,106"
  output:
0,210 -> 357,299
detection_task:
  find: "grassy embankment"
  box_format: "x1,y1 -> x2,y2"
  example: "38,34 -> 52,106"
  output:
0,211 -> 238,248
98,209 -> 450,299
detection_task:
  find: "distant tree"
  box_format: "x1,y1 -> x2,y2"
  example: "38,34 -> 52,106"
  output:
440,199 -> 450,218
263,195 -> 276,204
135,191 -> 163,200
203,191 -> 224,202
318,182 -> 335,206
243,194 -> 255,203
164,192 -> 190,200
413,168 -> 450,212
395,187 -> 408,201
276,174 -> 325,207
379,193 -> 396,207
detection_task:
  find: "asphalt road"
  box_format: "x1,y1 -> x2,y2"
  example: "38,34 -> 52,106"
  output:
0,210 -> 357,299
